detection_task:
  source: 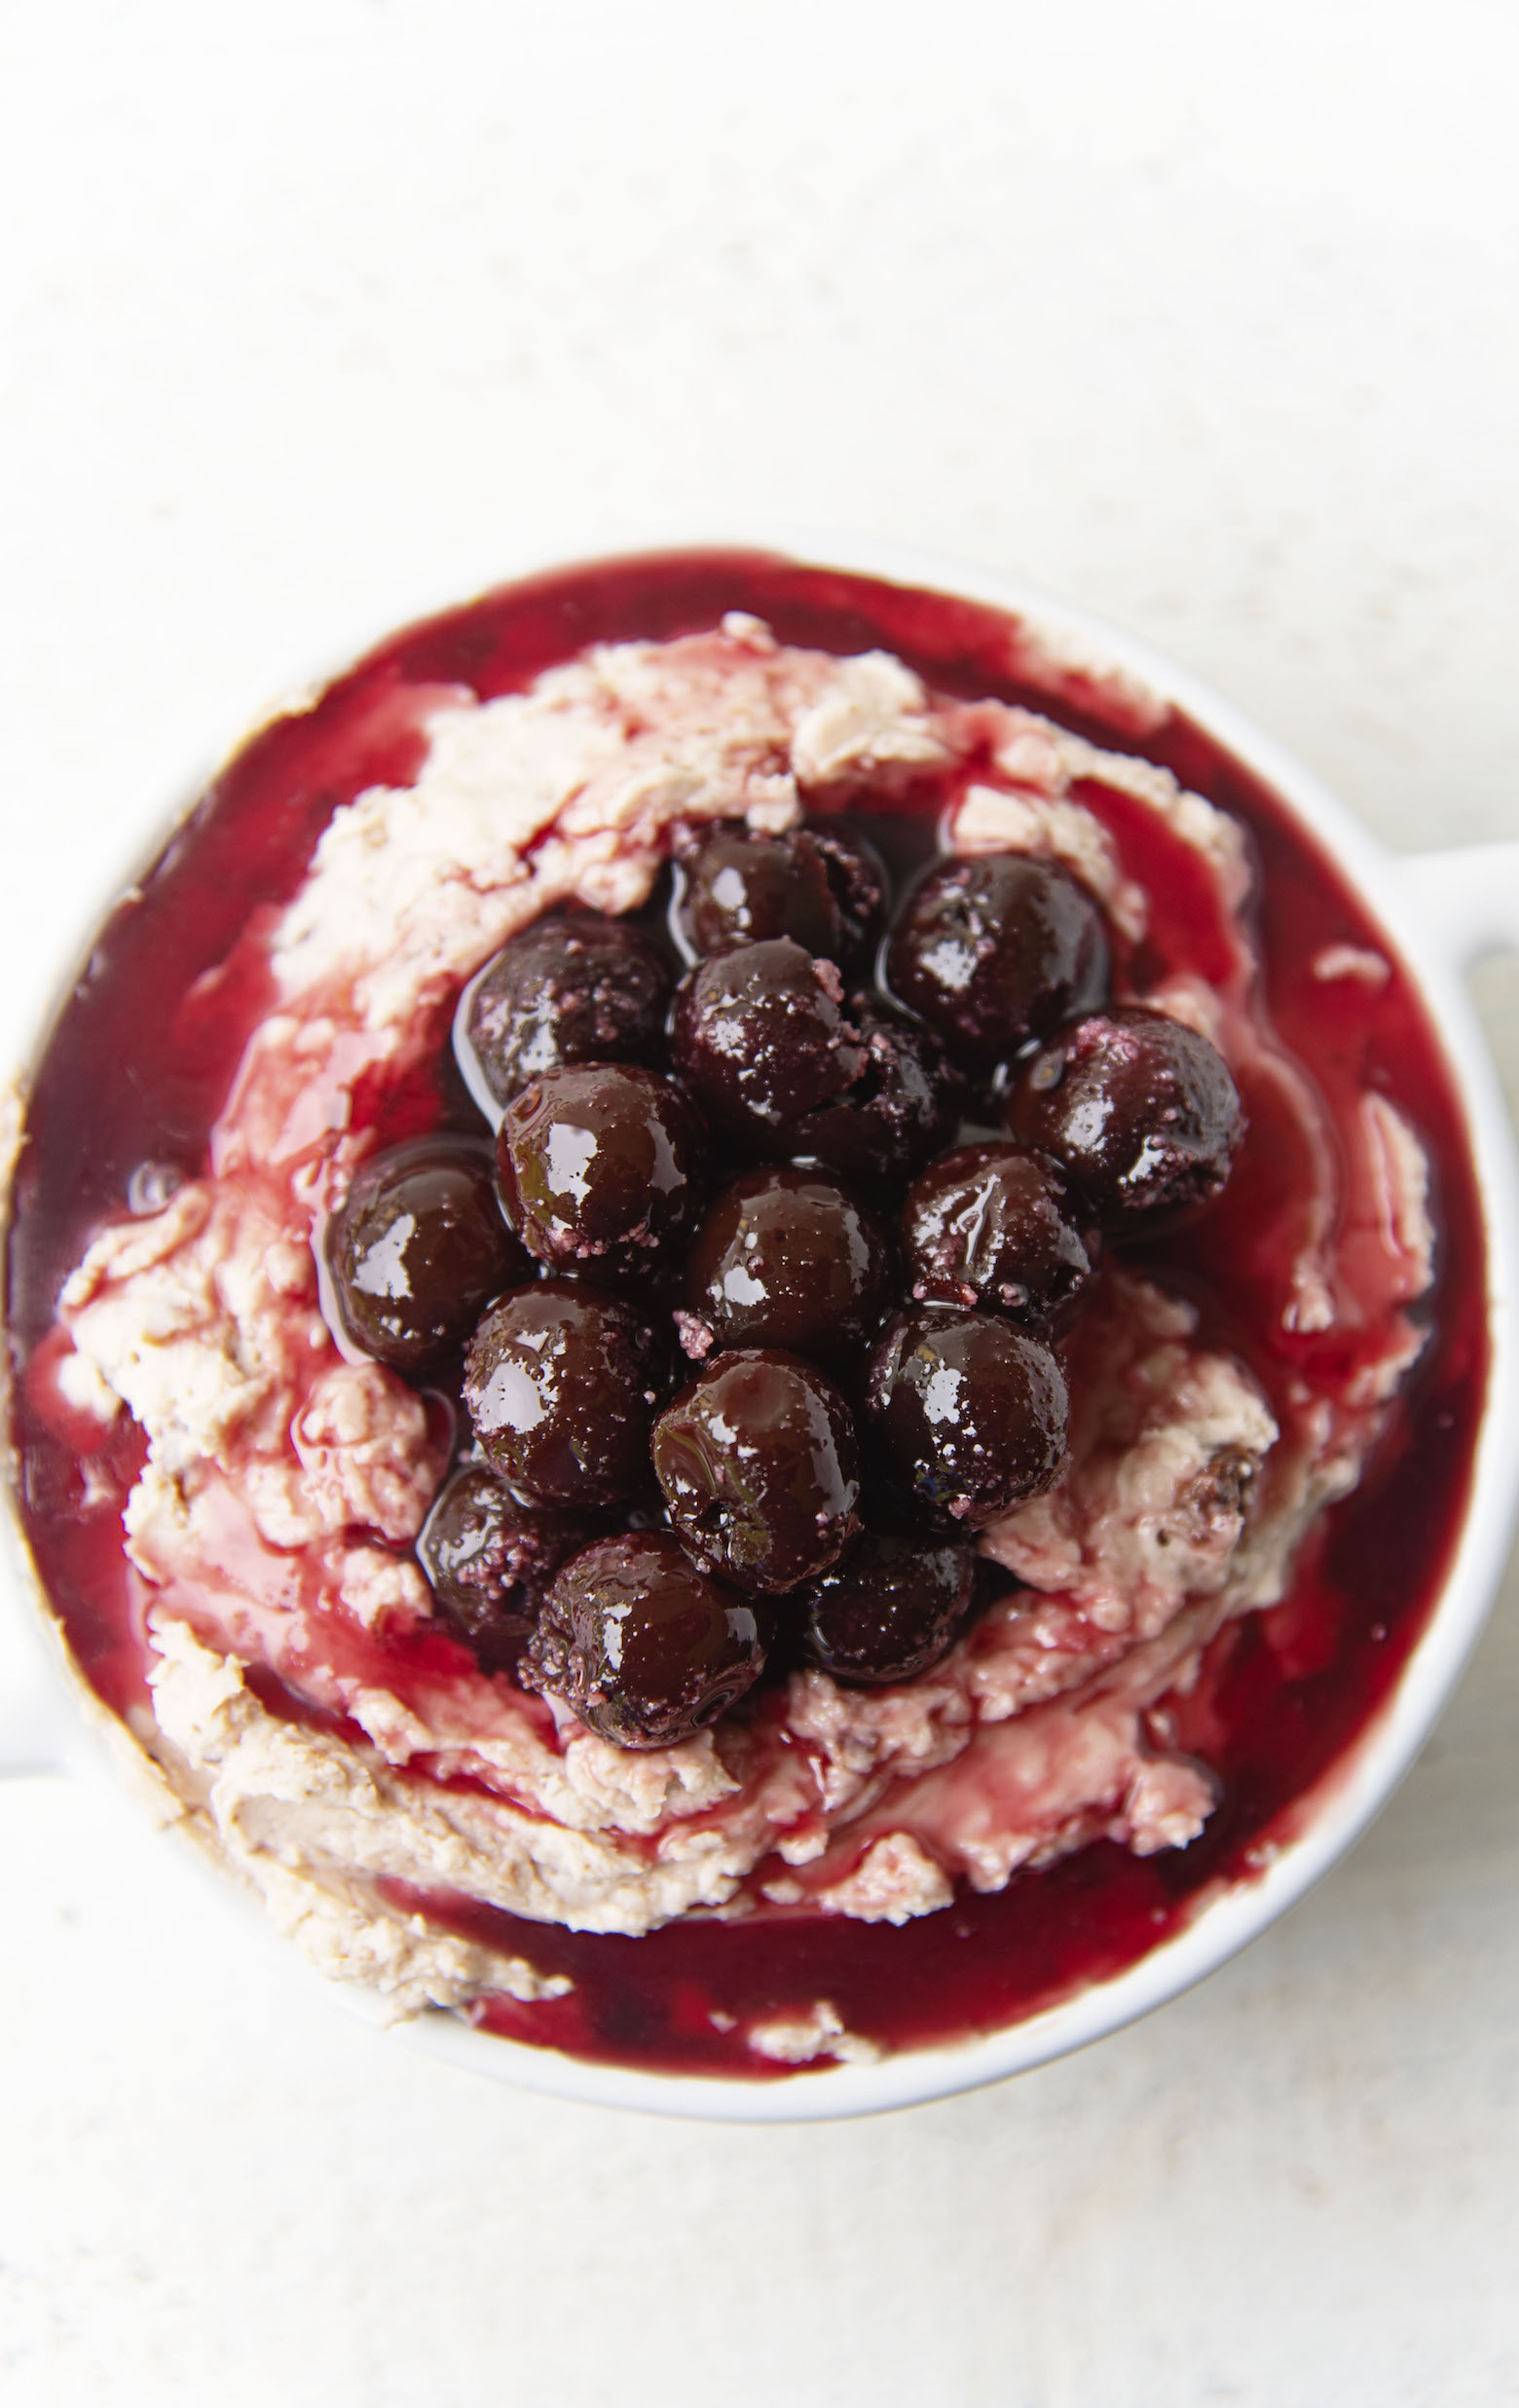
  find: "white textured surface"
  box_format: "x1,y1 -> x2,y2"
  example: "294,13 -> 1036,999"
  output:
1,4 -> 1517,2403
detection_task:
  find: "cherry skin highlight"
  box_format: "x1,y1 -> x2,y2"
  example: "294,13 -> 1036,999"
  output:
683,1167 -> 892,1364
670,937 -> 865,1151
496,1062 -> 704,1284
902,1140 -> 1099,1327
460,911 -> 673,1115
330,1136 -> 529,1375
864,1306 -> 1068,1531
463,1281 -> 667,1510
521,1531 -> 769,1748
1004,1006 -> 1243,1229
674,822 -> 886,970
653,1348 -> 863,1593
885,854 -> 1110,1061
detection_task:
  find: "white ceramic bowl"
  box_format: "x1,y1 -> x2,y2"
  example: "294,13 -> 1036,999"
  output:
4,537 -> 1518,2122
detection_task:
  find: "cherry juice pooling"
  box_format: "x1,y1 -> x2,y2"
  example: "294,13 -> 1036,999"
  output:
4,551 -> 1488,2078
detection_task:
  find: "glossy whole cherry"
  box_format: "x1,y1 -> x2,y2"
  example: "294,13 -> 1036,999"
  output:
1004,1005 -> 1243,1228
417,1463 -> 593,1670
902,1141 -> 1100,1327
885,853 -> 1109,1061
496,1062 -> 704,1283
329,1137 -> 530,1376
673,821 -> 886,968
863,1305 -> 1068,1530
683,1167 -> 892,1364
463,1280 -> 666,1509
521,1532 -> 769,1748
458,911 -> 672,1120
797,1528 -> 977,1685
652,1349 -> 863,1593
669,937 -> 865,1151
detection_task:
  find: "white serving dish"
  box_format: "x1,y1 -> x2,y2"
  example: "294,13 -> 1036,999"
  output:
3,537 -> 1517,2121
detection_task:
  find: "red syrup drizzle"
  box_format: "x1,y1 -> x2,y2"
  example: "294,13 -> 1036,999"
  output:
3,550 -> 1490,2080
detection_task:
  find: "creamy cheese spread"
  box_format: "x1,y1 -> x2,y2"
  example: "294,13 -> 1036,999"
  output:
41,616 -> 1435,2043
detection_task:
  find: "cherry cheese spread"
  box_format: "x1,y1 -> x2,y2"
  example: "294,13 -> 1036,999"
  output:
16,608 -> 1436,2057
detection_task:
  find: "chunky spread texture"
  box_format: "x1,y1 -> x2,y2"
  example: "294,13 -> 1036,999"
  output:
8,569 -> 1457,2075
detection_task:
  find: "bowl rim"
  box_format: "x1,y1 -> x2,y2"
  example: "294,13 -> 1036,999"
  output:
5,531 -> 1517,2123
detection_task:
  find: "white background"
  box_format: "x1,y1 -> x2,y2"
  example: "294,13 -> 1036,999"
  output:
2,5 -> 1518,2402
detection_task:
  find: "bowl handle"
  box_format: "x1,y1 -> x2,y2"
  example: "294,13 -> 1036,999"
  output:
1390,840 -> 1519,968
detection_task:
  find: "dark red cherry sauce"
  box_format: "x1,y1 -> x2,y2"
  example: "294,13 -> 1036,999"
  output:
4,551 -> 1491,2081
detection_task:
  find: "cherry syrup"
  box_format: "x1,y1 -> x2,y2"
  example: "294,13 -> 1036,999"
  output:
4,551 -> 1490,2079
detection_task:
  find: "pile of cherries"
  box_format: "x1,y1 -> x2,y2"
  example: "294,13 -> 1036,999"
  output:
328,814 -> 1243,1749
